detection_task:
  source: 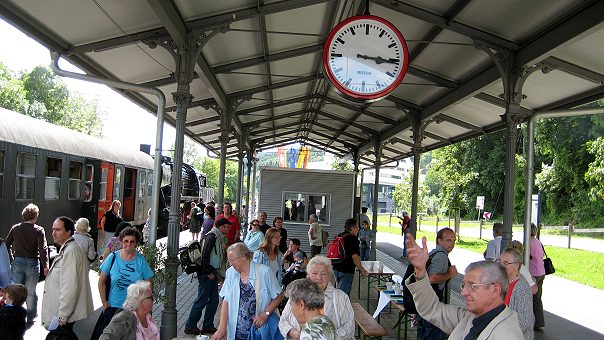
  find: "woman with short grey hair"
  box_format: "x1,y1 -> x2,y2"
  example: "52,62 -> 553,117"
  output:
499,248 -> 534,340
73,218 -> 97,263
100,280 -> 159,340
279,256 -> 354,339
285,279 -> 337,340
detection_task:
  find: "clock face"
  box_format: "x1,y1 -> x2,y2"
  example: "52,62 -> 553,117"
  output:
323,15 -> 409,101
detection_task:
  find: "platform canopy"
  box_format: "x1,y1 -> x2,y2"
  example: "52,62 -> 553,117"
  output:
2,0 -> 603,165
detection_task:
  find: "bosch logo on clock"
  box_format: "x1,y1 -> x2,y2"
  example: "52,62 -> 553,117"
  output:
323,15 -> 409,102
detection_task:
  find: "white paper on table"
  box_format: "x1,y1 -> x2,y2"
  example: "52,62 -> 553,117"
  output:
372,291 -> 391,318
48,316 -> 60,331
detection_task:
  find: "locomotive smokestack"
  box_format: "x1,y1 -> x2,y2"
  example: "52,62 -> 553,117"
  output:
140,144 -> 151,154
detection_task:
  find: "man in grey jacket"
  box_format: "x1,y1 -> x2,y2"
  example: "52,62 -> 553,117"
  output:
405,234 -> 523,339
41,217 -> 93,333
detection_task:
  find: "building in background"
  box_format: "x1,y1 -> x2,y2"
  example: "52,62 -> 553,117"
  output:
362,158 -> 413,214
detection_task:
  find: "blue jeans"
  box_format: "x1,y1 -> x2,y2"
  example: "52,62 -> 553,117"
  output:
186,274 -> 219,330
360,246 -> 370,261
416,314 -> 446,340
11,257 -> 40,321
334,270 -> 354,296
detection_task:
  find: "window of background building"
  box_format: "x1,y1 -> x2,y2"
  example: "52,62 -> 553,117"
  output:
16,153 -> 36,200
84,165 -> 93,202
282,192 -> 330,224
69,161 -> 82,200
45,157 -> 62,200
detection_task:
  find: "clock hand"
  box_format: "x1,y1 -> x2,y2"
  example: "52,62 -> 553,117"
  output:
356,54 -> 397,64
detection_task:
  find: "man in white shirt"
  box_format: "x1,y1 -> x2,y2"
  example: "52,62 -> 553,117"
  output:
484,222 -> 503,260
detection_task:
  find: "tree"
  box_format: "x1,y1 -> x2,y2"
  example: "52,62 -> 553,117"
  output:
586,137 -> 604,200
392,170 -> 427,213
199,157 -> 238,203
0,63 -> 27,112
331,157 -> 353,171
0,64 -> 104,137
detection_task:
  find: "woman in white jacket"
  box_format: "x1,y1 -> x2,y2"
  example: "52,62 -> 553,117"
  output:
279,255 -> 354,339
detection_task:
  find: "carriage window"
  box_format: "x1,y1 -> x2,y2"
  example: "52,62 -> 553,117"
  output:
283,192 -> 329,224
45,157 -> 62,200
16,153 -> 36,200
100,168 -> 108,201
84,165 -> 93,202
147,172 -> 153,197
69,161 -> 82,200
0,151 -> 4,198
113,167 -> 121,199
138,171 -> 146,198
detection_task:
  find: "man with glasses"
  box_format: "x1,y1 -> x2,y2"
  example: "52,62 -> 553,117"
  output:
184,217 -> 232,335
404,234 -> 523,339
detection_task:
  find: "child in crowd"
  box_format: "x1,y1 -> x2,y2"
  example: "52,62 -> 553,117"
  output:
0,284 -> 28,339
282,251 -> 307,287
287,251 -> 306,275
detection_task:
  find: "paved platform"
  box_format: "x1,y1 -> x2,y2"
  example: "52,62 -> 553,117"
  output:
24,230 -> 604,339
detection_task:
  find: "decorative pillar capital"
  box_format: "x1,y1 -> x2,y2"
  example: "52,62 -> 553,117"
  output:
172,92 -> 193,108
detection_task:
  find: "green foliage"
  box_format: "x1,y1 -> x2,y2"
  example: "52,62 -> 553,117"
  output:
0,63 -> 27,112
331,157 -> 353,171
535,116 -> 597,224
392,169 -> 427,213
138,243 -> 175,302
586,137 -> 604,201
199,157 -> 238,203
0,64 -> 104,136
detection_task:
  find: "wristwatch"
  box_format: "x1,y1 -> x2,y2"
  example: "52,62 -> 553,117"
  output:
264,311 -> 270,317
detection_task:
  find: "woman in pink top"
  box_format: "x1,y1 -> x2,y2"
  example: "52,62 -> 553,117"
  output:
529,223 -> 546,332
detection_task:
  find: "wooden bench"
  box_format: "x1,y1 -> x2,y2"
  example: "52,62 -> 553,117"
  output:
352,302 -> 389,340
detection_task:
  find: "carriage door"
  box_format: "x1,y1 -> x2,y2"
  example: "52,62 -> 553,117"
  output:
97,162 -> 115,227
123,167 -> 136,222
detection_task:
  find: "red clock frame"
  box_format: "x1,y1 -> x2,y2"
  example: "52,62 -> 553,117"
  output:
323,15 -> 409,102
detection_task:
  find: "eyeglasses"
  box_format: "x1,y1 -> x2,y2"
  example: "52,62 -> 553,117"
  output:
496,260 -> 519,266
122,239 -> 136,244
227,255 -> 242,264
461,282 -> 496,291
252,224 -> 259,226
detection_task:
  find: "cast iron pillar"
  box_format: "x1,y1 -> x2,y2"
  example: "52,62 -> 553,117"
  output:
236,146 -> 245,212
351,148 -> 360,219
409,112 -> 428,238
371,140 -> 382,261
475,39 -> 534,252
251,157 -> 258,217
161,90 -> 191,339
245,147 -> 254,221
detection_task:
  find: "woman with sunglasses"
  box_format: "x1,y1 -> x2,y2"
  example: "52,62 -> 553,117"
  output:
244,219 -> 263,252
91,227 -> 154,340
100,280 -> 159,340
499,247 -> 534,340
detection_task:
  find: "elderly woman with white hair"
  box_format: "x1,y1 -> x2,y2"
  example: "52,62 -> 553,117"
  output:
73,218 -> 97,263
285,278 -> 337,340
100,280 -> 159,340
211,242 -> 283,340
279,255 -> 354,339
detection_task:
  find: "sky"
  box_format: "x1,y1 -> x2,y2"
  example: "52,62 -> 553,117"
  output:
0,18 -> 183,155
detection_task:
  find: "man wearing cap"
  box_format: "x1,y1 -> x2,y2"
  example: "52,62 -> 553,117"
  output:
185,217 -> 232,335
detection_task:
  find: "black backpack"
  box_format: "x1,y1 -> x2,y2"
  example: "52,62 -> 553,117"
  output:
178,231 -> 218,274
402,250 -> 449,314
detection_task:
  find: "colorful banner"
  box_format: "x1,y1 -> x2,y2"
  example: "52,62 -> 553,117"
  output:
277,147 -> 286,167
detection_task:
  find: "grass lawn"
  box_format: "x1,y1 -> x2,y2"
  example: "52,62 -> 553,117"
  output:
374,225 -> 604,291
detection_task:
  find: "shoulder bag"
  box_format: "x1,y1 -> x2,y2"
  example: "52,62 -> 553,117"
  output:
541,244 -> 555,275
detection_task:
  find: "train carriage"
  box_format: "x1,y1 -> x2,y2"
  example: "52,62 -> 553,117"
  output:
0,107 -> 154,244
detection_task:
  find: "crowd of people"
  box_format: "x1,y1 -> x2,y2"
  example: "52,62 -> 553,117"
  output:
0,199 -> 550,340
